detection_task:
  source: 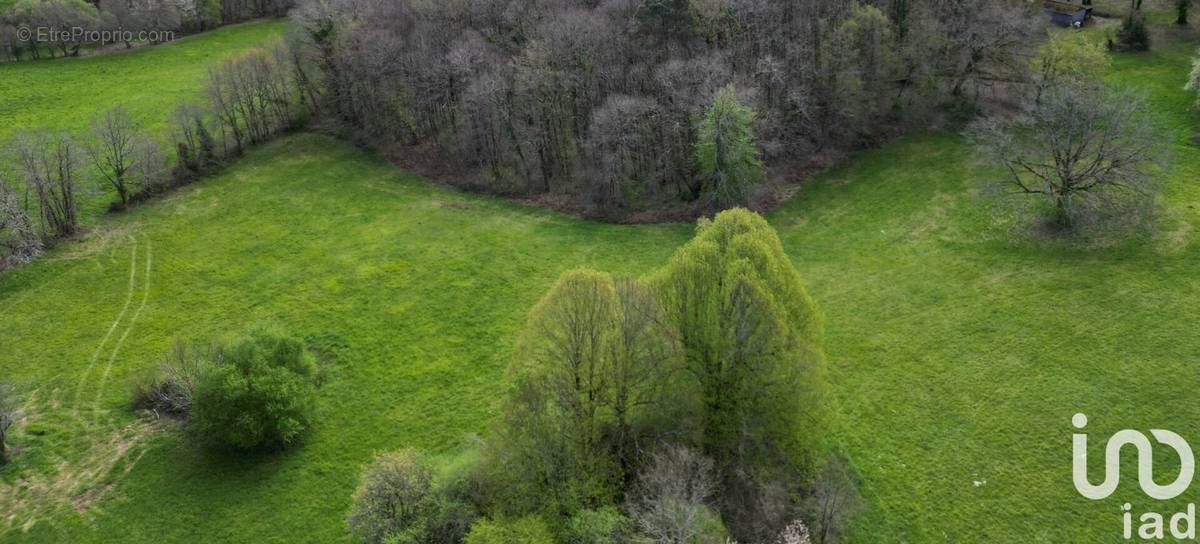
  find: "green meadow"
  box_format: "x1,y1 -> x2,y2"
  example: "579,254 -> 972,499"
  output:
2,20 -> 1200,544
0,19 -> 285,143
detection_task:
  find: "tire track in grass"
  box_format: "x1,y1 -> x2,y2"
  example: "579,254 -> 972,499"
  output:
93,239 -> 152,413
71,237 -> 138,420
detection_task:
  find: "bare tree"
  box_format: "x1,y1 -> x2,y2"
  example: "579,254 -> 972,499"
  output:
936,0 -> 1037,99
628,445 -> 725,544
777,520 -> 816,544
970,81 -> 1169,231
87,106 -> 145,207
0,178 -> 42,268
207,42 -> 301,154
809,455 -> 861,544
585,95 -> 668,212
12,130 -> 82,239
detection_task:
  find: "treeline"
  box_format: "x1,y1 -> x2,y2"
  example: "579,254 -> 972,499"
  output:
348,209 -> 855,544
0,39 -> 308,268
288,0 -> 1037,217
0,0 -> 292,62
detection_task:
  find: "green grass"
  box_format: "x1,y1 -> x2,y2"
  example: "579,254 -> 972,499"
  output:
2,24 -> 1200,544
0,19 -> 285,221
0,20 -> 284,143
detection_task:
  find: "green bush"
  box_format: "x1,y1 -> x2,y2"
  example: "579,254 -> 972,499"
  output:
191,328 -> 317,450
463,516 -> 556,544
564,507 -> 630,544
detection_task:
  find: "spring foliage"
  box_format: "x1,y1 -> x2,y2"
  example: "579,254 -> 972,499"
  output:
191,328 -> 317,450
655,208 -> 827,477
489,209 -> 829,540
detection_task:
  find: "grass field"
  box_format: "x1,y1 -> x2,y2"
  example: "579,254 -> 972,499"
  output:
0,20 -> 284,143
0,19 -> 285,221
1,24 -> 1200,544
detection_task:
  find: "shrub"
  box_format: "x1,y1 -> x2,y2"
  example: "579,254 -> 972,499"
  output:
191,328 -> 317,450
564,507 -> 631,544
133,341 -> 213,418
463,516 -> 556,544
0,383 -> 17,465
348,449 -> 476,544
1116,14 -> 1150,52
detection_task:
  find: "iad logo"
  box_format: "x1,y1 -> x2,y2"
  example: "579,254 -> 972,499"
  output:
1072,413 -> 1198,540
1072,413 -> 1194,500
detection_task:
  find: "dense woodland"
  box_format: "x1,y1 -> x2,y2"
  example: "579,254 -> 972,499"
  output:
287,0 -> 1037,216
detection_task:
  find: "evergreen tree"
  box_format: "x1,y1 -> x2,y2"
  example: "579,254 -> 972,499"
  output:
695,86 -> 763,209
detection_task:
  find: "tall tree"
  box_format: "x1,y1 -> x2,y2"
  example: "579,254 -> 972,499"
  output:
655,208 -> 829,539
695,85 -> 763,209
12,130 -> 81,239
970,81 -> 1168,230
87,106 -> 144,207
497,269 -> 677,513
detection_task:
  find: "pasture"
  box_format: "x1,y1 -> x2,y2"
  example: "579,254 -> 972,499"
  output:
0,19 -> 285,221
2,22 -> 1200,544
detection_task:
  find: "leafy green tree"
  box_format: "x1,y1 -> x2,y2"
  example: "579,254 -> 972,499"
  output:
1030,31 -> 1108,102
191,328 -> 317,450
493,270 -> 677,514
823,3 -> 901,141
634,0 -> 696,43
654,208 -> 829,535
695,85 -> 763,209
